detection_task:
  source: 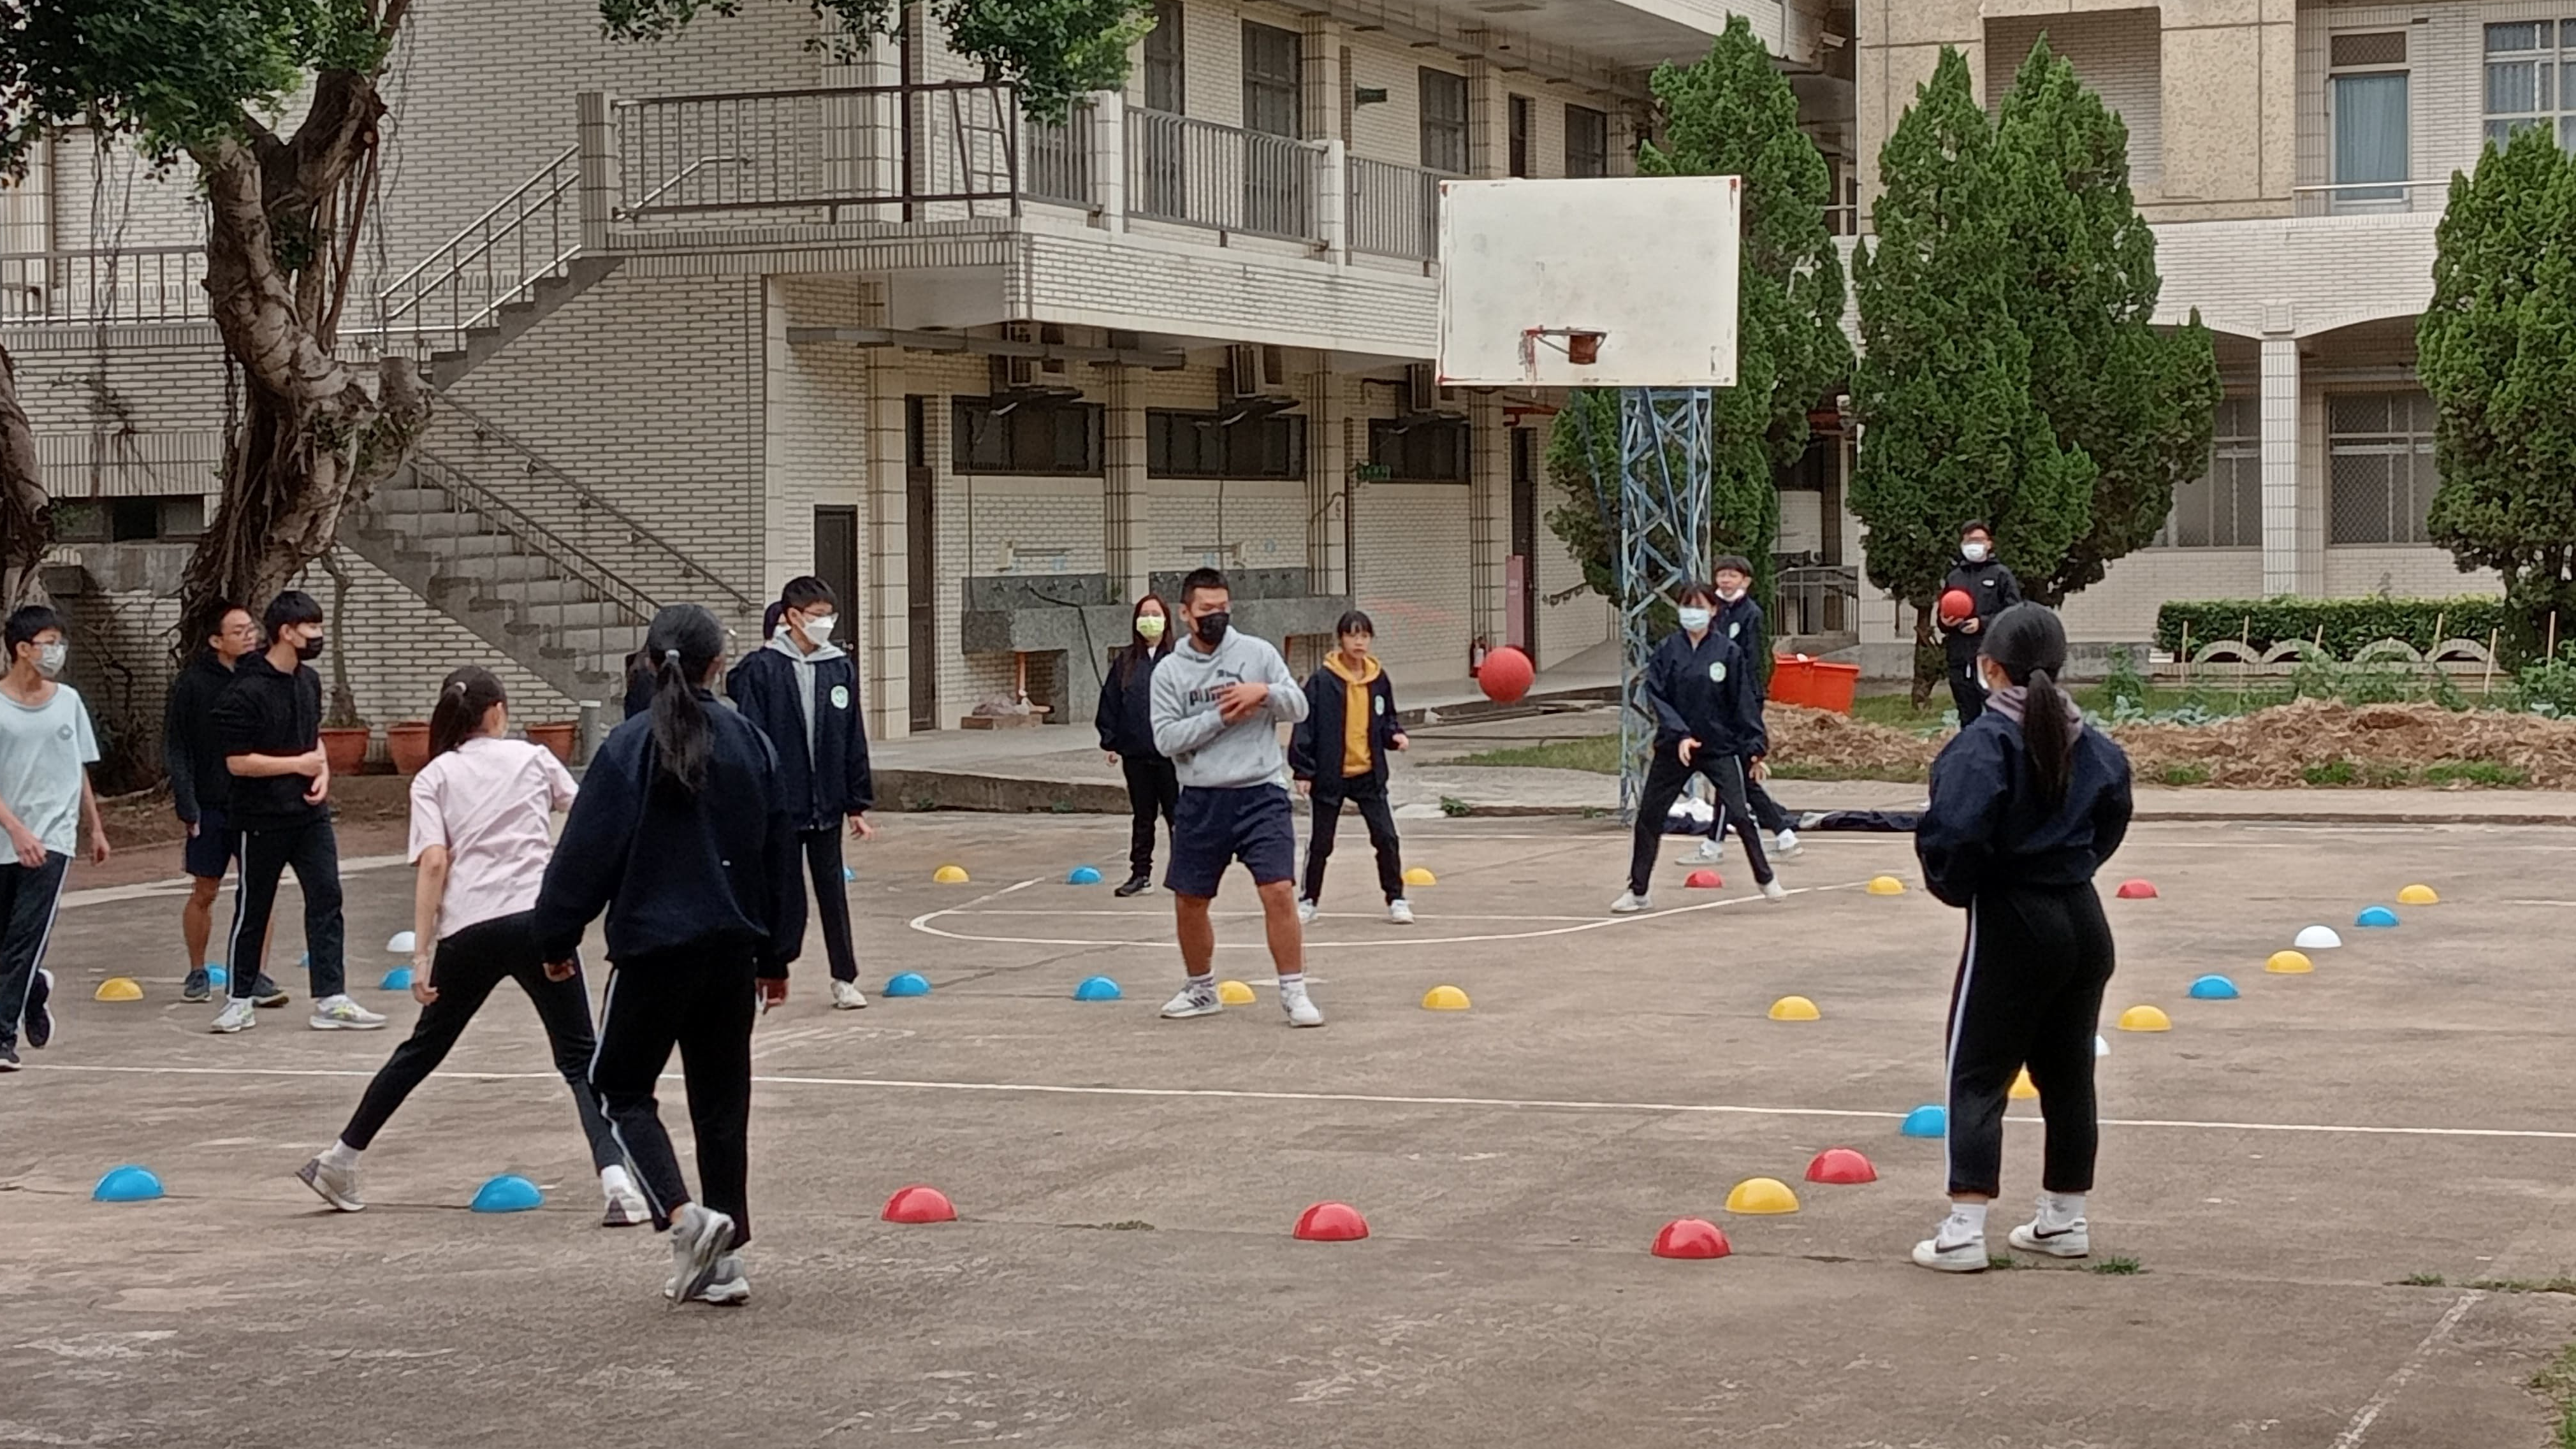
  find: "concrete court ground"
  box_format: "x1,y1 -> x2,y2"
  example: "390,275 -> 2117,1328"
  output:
7,811 -> 2576,1448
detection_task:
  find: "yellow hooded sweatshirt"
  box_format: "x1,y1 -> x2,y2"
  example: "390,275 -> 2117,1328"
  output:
1325,651 -> 1382,777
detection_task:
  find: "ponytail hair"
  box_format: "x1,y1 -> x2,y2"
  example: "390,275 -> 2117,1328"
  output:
1981,602 -> 2076,805
643,604 -> 727,792
761,600 -> 785,640
427,666 -> 508,759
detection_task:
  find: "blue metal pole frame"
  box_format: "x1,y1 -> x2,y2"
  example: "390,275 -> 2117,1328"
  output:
1580,388 -> 1712,822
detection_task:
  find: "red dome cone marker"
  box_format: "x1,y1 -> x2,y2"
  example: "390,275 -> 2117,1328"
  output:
1652,1218 -> 1732,1260
881,1184 -> 957,1223
1293,1201 -> 1370,1241
1684,869 -> 1724,889
1804,1147 -> 1878,1185
2115,879 -> 2157,899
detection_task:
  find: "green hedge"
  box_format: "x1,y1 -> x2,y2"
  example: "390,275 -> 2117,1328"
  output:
2153,598 -> 2510,659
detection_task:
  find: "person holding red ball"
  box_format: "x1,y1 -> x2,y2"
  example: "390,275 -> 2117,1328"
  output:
1939,521 -> 2023,726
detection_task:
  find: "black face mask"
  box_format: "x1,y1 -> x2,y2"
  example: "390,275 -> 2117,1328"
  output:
295,636 -> 327,663
1191,610 -> 1231,646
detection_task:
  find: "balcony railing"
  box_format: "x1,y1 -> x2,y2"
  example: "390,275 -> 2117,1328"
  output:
1024,99 -> 1095,210
615,80 -> 1032,221
1348,156 -> 1451,261
0,247 -> 207,326
1125,108 -> 1322,245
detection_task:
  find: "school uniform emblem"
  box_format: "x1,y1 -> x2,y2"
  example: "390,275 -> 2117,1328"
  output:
1728,622 -> 1740,639
830,685 -> 850,710
1373,696 -> 1385,715
1707,662 -> 1728,683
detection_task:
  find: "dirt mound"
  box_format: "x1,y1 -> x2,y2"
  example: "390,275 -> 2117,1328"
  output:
2109,697 -> 2576,787
1765,704 -> 1939,774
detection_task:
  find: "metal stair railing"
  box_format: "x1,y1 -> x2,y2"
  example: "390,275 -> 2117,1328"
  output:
372,146 -> 582,357
400,451 -> 660,633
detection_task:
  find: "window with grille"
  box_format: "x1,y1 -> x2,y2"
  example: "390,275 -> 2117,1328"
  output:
2483,21 -> 2576,149
2158,397 -> 2261,548
2328,31 -> 2409,209
1146,411 -> 1307,480
1368,418 -> 1471,482
1420,69 -> 1468,173
1243,22 -> 1302,138
2327,392 -> 2440,546
1144,0 -> 1184,114
1565,105 -> 1608,178
952,398 -> 1103,476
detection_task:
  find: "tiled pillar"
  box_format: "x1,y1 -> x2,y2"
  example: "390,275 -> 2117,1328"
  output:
1301,17 -> 1343,143
1306,363 -> 1348,595
1102,363 -> 1148,601
1091,91 -> 1126,231
864,335 -> 913,740
2260,331 -> 2301,597
1467,59 -> 1508,179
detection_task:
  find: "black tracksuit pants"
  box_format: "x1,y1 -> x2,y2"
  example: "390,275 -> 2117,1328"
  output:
338,910 -> 618,1167
1631,745 -> 1772,893
228,818 -> 345,1001
1122,754 -> 1179,877
1708,762 -> 1791,838
0,852 -> 68,1054
1948,655 -> 1987,727
1944,882 -> 2116,1199
1303,772 -> 1403,905
590,944 -> 759,1248
800,827 -> 858,984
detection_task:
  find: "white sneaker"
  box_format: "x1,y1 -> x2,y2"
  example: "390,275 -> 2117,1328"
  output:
1610,890 -> 1652,915
1675,838 -> 1724,866
602,1182 -> 651,1228
1386,899 -> 1415,926
1160,985 -> 1222,1019
1770,829 -> 1801,859
666,1202 -> 734,1305
1796,812 -> 1827,830
2009,1205 -> 2091,1259
296,1156 -> 364,1212
830,979 -> 868,1010
1911,1230 -> 1989,1274
209,999 -> 258,1034
1280,984 -> 1324,1028
1296,898 -> 1319,926
666,1253 -> 748,1305
309,994 -> 388,1031
1761,880 -> 1788,901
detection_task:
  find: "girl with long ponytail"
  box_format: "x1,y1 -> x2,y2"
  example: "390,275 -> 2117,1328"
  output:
534,604 -> 805,1308
1909,602 -> 2135,1276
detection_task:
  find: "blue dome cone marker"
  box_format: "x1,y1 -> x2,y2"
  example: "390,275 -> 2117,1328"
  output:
469,1174 -> 544,1212
1900,1105 -> 1947,1139
2356,905 -> 2400,928
1073,975 -> 1122,1001
843,864 -> 855,884
1068,865 -> 1103,885
380,966 -> 414,991
206,964 -> 229,988
2188,973 -> 2241,1000
93,1165 -> 166,1202
884,972 -> 931,998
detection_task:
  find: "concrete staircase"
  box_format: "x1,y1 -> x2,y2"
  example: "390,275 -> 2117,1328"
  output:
418,254 -> 623,390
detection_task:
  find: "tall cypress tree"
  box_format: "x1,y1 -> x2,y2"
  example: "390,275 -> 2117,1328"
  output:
1990,40 -> 2220,605
2420,124 -> 2576,661
1544,15 -> 1849,623
1849,47 -> 2093,702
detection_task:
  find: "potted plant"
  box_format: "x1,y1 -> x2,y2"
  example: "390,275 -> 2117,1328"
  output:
315,551 -> 372,775
525,720 -> 578,763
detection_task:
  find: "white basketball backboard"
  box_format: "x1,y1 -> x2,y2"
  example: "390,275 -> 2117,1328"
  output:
1436,175 -> 1741,390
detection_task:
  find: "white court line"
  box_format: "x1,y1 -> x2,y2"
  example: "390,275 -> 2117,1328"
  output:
2328,1290 -> 2484,1449
906,877 -> 1868,949
41,1063 -> 2576,1141
60,854 -> 409,910
956,908 -> 1607,923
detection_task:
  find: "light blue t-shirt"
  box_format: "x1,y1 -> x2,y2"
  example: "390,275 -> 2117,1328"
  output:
0,683 -> 100,857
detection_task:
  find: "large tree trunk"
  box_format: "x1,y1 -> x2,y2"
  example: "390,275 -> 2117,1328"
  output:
0,343 -> 47,609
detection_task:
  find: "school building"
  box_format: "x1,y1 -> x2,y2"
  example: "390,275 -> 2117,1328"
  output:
1845,0 -> 2518,673
1,0 -> 1865,761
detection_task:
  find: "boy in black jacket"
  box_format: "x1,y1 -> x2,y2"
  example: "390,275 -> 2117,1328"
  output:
727,577 -> 876,1010
1615,583 -> 1784,913
538,604 -> 804,1307
207,592 -> 383,1035
1939,521 -> 2023,726
165,602 -> 282,1005
1680,556 -> 1801,865
1288,611 -> 1412,925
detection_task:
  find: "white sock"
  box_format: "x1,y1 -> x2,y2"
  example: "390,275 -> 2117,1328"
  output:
1276,971 -> 1306,991
600,1164 -> 634,1198
1183,975 -> 1216,1001
324,1140 -> 361,1170
1945,1202 -> 1988,1239
2042,1191 -> 2085,1225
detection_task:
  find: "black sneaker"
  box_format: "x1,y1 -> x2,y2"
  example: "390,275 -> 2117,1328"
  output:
24,969 -> 50,1049
252,975 -> 289,1008
0,1044 -> 20,1072
181,968 -> 212,1002
1113,873 -> 1153,898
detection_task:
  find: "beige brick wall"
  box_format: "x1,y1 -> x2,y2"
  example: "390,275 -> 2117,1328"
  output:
763,274 -> 873,662
1351,483 -> 1474,688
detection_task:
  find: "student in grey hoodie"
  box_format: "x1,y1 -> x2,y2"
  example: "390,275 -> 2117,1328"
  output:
1147,567 -> 1320,1027
727,577 -> 876,1011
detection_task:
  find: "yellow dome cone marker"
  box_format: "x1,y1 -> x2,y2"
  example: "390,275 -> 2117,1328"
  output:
1216,979 -> 1257,1005
1767,994 -> 1820,1021
1402,866 -> 1436,887
932,864 -> 970,884
94,977 -> 144,1002
2009,1067 -> 2038,1100
2266,949 -> 2314,975
2397,884 -> 2439,906
1865,875 -> 1905,896
1421,985 -> 1471,1011
1724,1176 -> 1800,1215
2117,1004 -> 2172,1032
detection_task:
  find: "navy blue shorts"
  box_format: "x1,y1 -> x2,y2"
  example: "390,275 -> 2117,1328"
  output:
1165,783 -> 1297,898
184,806 -> 242,881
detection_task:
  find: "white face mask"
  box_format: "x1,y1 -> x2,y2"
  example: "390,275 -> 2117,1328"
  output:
1677,606 -> 1714,634
1715,587 -> 1745,603
797,611 -> 834,644
34,642 -> 65,679
1961,541 -> 1991,563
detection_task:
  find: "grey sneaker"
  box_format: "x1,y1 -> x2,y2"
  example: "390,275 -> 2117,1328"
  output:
181,968 -> 212,1002
209,998 -> 258,1034
666,1253 -> 748,1305
251,975 -> 289,1008
1761,880 -> 1788,901
1770,829 -> 1802,859
666,1203 -> 734,1306
309,995 -> 387,1031
1295,898 -> 1319,926
1675,838 -> 1724,866
1610,890 -> 1652,915
1160,986 -> 1222,1019
297,1156 -> 365,1212
602,1182 -> 651,1228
